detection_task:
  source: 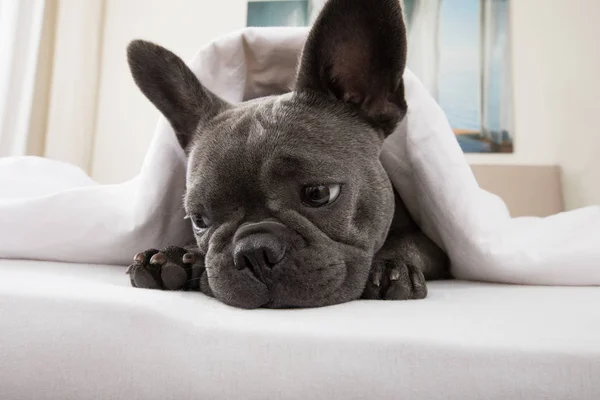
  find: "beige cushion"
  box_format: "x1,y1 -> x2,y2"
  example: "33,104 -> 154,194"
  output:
471,165 -> 564,217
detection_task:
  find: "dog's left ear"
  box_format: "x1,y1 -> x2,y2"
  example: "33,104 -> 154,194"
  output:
296,0 -> 408,136
127,40 -> 229,150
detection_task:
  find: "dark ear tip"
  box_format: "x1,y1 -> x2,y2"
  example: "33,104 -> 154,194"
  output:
127,39 -> 150,54
126,39 -> 165,65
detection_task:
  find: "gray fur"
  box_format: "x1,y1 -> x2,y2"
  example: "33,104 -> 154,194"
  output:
126,0 -> 450,309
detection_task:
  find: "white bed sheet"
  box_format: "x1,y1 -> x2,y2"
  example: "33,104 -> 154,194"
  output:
1,259 -> 599,400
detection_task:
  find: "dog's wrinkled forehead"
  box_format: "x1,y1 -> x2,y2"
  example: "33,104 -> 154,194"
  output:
185,93 -> 381,202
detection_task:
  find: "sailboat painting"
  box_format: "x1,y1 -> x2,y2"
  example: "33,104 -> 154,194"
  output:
247,0 -> 513,153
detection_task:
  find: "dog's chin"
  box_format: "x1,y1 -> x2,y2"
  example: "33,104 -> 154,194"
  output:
205,245 -> 372,309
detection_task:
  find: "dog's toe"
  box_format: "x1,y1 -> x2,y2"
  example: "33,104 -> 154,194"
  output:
409,266 -> 428,299
161,263 -> 188,290
132,267 -> 161,289
384,264 -> 412,300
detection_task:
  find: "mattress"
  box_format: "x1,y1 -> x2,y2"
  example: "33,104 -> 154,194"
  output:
1,259 -> 599,400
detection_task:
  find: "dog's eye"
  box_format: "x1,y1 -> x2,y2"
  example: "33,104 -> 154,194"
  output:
188,215 -> 211,231
301,184 -> 341,207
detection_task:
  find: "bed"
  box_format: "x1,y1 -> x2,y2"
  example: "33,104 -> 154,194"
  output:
1,26 -> 599,399
1,258 -> 599,399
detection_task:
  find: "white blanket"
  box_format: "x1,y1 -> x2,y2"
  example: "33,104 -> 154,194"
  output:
0,27 -> 599,285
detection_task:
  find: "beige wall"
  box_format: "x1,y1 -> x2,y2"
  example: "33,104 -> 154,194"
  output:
538,0 -> 600,211
46,0 -> 600,210
91,0 -> 248,183
467,0 -> 600,211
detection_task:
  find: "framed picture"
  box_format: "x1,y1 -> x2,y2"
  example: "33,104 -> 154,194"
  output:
247,0 -> 309,27
246,0 -> 513,153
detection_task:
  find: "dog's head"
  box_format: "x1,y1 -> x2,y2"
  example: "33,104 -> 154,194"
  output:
127,0 -> 408,308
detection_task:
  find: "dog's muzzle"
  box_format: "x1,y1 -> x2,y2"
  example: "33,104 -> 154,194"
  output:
233,220 -> 288,283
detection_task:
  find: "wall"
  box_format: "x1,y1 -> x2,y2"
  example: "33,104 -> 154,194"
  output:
44,0 -> 105,172
536,0 -> 600,211
467,0 -> 600,210
90,0 -> 248,183
54,0 -> 599,210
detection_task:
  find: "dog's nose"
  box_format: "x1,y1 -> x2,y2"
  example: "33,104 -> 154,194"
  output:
233,221 -> 287,281
233,233 -> 286,279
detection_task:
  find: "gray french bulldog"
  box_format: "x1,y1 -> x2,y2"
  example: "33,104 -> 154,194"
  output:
125,0 -> 450,309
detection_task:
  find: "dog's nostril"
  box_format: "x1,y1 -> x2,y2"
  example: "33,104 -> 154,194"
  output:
235,254 -> 251,271
237,248 -> 277,271
233,234 -> 286,277
262,246 -> 284,266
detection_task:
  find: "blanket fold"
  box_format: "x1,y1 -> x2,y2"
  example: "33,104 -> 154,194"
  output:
0,27 -> 598,285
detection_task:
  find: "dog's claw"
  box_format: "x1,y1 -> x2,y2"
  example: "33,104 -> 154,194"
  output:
370,263 -> 384,287
389,267 -> 401,281
150,253 -> 166,265
133,252 -> 145,263
183,253 -> 195,264
371,272 -> 381,287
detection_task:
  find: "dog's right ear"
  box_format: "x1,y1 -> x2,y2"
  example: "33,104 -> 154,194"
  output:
295,0 -> 408,137
127,40 -> 228,150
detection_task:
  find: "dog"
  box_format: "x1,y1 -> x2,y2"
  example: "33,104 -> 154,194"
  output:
125,0 -> 450,309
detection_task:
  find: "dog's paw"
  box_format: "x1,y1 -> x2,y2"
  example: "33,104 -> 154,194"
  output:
126,246 -> 205,291
362,261 -> 428,300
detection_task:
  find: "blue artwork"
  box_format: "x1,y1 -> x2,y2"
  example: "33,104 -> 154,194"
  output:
247,1 -> 308,27
404,0 -> 512,153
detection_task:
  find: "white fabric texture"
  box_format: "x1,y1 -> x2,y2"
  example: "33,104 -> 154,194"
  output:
0,0 -> 46,156
0,27 -> 599,285
1,259 -> 599,400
